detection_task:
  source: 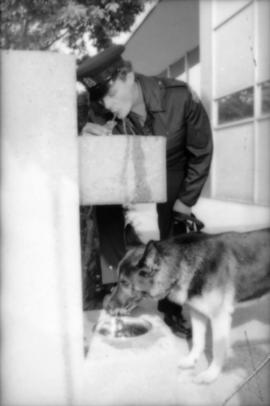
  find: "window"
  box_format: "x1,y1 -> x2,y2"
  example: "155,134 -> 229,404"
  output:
187,47 -> 201,96
170,58 -> 185,78
168,46 -> 201,95
212,0 -> 270,205
217,87 -> 254,124
260,80 -> 270,115
158,47 -> 200,94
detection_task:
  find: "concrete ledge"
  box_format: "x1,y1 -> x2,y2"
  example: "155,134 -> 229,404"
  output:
78,135 -> 167,205
194,197 -> 270,232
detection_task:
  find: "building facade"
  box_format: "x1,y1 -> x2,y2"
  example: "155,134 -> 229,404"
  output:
123,0 -> 270,207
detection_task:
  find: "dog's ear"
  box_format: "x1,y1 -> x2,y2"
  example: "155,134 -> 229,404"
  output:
137,240 -> 159,269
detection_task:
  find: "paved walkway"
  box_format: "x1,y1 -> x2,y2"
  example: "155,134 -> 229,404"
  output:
81,295 -> 270,406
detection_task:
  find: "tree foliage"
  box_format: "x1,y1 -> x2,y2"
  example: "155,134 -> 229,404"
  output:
0,0 -> 147,52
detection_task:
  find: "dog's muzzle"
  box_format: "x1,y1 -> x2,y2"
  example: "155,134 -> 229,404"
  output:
104,287 -> 143,316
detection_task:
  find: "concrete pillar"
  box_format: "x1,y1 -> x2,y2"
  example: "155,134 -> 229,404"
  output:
0,51 -> 83,406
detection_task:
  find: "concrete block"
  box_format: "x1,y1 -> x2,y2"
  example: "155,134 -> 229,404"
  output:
78,135 -> 167,205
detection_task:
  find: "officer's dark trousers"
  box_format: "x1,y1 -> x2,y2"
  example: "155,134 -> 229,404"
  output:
96,168 -> 186,318
157,168 -> 187,317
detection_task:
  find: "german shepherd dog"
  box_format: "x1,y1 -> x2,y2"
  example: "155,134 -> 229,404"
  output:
105,228 -> 270,383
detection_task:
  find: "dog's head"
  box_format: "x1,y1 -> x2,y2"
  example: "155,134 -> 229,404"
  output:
104,240 -> 173,315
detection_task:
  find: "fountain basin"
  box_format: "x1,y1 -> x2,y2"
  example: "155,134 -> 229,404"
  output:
93,316 -> 152,339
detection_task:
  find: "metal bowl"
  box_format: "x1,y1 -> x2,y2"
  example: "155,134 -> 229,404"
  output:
94,316 -> 152,338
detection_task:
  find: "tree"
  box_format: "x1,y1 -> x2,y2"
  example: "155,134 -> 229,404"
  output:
0,0 -> 148,53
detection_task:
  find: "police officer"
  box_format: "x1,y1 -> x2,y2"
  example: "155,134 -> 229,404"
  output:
77,45 -> 213,337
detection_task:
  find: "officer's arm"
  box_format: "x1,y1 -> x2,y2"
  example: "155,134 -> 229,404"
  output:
177,87 -> 213,207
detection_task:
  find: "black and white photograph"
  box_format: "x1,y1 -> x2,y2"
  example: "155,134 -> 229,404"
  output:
1,1 -> 270,405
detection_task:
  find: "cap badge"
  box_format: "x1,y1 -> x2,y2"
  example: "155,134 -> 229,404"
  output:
83,77 -> 97,88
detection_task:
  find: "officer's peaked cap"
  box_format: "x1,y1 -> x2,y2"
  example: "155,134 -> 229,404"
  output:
77,45 -> 125,90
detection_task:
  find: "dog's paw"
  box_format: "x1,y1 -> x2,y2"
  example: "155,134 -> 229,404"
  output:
192,366 -> 220,385
178,355 -> 197,369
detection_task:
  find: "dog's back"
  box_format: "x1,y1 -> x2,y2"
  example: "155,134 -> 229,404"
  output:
224,228 -> 270,301
167,228 -> 270,303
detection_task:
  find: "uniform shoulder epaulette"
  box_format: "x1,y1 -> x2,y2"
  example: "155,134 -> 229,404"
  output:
157,77 -> 188,89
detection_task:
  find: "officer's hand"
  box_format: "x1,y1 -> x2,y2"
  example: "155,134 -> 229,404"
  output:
172,199 -> 204,234
172,199 -> 191,215
173,211 -> 205,234
82,122 -> 112,136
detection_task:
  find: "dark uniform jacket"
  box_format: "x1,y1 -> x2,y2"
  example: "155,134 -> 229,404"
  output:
135,74 -> 213,207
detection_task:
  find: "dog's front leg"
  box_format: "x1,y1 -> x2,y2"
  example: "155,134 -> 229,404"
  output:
194,309 -> 232,384
178,308 -> 207,369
